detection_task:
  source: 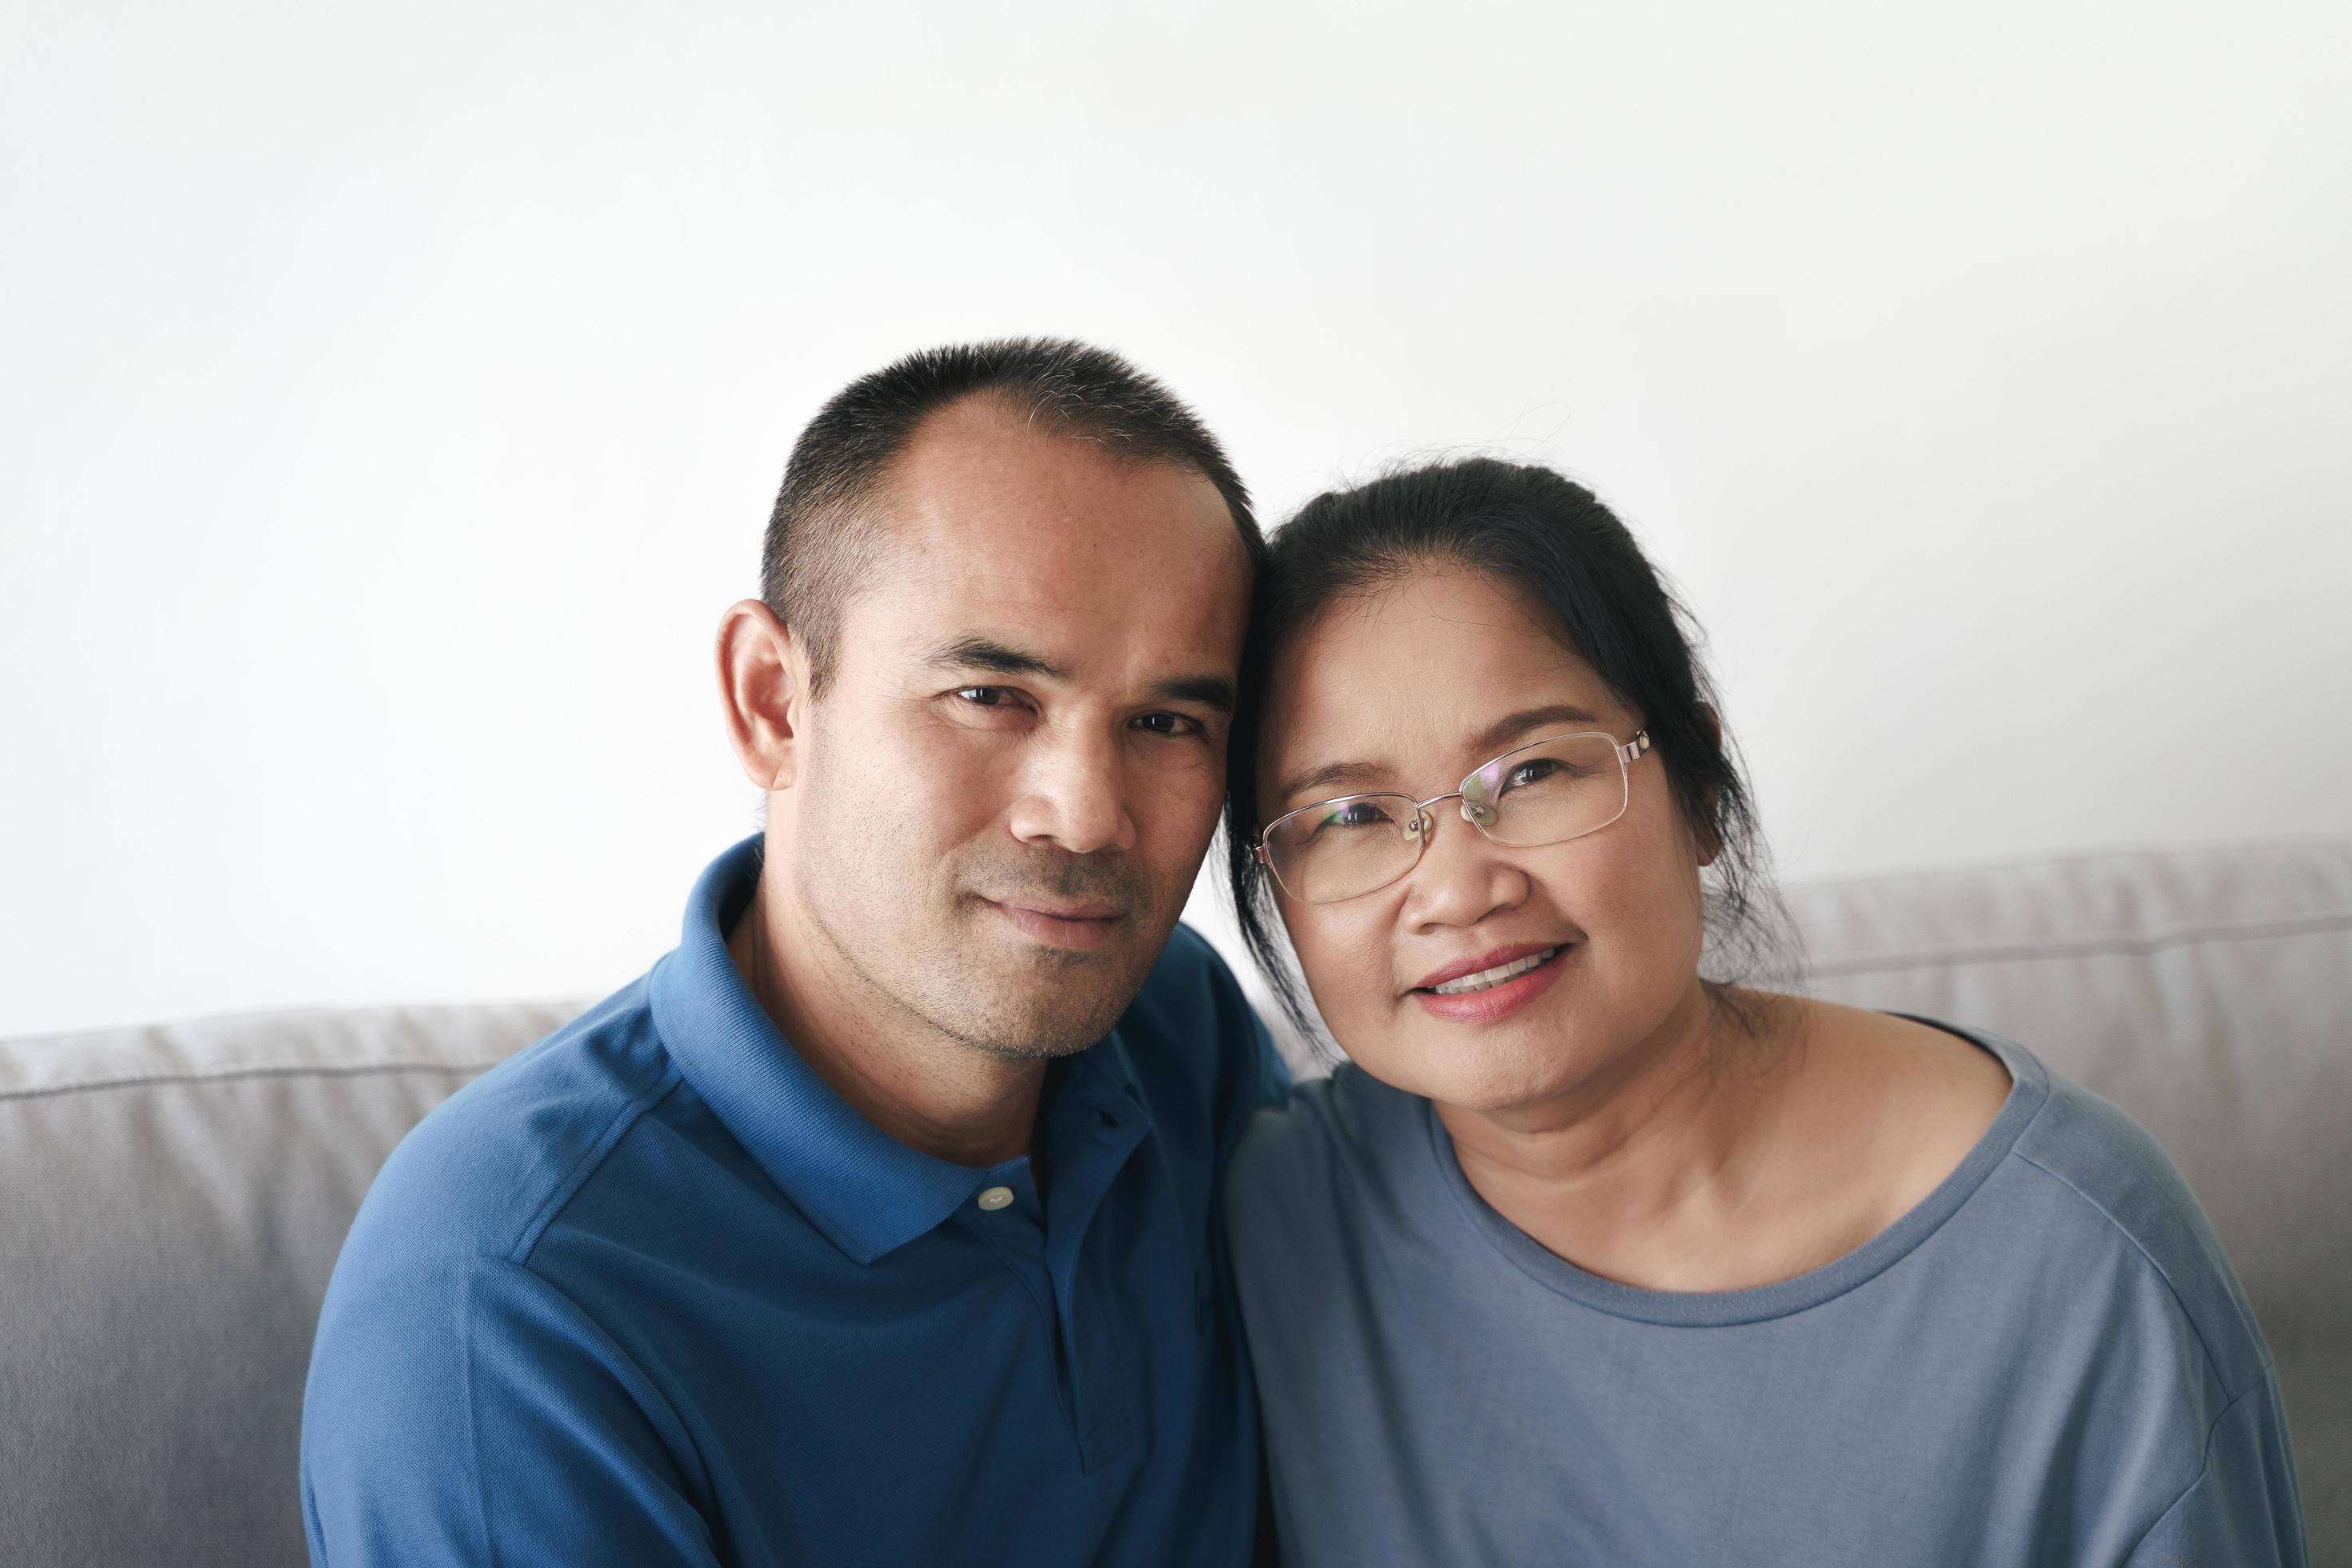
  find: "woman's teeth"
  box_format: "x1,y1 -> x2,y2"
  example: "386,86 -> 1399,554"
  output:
1430,948 -> 1559,995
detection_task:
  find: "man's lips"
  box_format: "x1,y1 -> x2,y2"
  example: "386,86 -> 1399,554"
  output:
1410,940 -> 1567,994
984,897 -> 1124,922
979,896 -> 1128,951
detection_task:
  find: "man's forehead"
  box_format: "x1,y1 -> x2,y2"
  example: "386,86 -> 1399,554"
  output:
838,405 -> 1242,626
877,573 -> 1242,674
879,399 -> 1240,561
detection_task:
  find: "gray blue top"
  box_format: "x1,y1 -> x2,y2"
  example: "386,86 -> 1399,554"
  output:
302,835 -> 1286,1566
1226,1025 -> 2306,1566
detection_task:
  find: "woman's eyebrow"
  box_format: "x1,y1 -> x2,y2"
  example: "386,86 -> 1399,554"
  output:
1277,759 -> 1390,802
1275,702 -> 1605,804
1466,702 -> 1601,757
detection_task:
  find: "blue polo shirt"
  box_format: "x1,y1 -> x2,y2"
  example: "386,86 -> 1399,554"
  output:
301,836 -> 1286,1566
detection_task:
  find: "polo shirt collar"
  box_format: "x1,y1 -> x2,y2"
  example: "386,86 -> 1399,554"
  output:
648,835 -> 1141,1266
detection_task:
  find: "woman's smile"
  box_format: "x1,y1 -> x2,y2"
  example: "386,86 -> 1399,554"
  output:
1406,940 -> 1574,1024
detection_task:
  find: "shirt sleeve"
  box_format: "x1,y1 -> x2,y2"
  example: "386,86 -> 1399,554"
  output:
302,1254 -> 722,1566
2122,1374 -> 2308,1568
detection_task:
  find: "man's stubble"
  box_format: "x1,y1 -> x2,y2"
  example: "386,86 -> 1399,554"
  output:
787,746 -> 1175,1062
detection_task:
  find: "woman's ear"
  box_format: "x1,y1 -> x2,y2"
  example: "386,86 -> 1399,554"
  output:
717,600 -> 808,792
1693,702 -> 1725,869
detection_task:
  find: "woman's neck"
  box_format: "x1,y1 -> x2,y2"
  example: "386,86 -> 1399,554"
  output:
1436,984 -> 1815,1292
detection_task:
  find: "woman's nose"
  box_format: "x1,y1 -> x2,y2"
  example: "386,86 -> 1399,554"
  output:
1399,807 -> 1529,931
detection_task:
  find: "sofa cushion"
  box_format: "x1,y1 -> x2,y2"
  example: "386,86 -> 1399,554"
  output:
0,1002 -> 575,1567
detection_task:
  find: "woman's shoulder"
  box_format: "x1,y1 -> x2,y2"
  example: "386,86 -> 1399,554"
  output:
1227,1061 -> 1435,1230
1798,1002 -> 2017,1229
1859,1011 -> 2277,1406
1995,1042 -> 2274,1390
1235,1059 -> 1421,1165
1798,1002 -> 2271,1397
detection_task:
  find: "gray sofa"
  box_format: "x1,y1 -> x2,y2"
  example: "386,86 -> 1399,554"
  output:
3,841 -> 2345,1565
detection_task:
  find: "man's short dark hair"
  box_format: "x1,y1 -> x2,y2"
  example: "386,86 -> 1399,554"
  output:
762,337 -> 1264,690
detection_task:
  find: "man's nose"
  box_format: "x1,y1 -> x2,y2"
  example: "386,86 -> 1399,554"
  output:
1006,726 -> 1138,856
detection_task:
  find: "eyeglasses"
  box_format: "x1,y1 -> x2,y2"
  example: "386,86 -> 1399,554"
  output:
1254,730 -> 1653,905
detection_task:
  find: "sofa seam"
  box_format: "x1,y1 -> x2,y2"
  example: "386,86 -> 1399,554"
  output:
1801,908 -> 2352,979
0,1058 -> 513,1103
1790,838 -> 2348,889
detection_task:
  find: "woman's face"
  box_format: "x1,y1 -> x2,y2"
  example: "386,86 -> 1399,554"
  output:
1260,562 -> 1713,1114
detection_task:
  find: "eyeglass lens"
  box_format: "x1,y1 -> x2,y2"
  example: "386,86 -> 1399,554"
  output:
1263,732 -> 1632,905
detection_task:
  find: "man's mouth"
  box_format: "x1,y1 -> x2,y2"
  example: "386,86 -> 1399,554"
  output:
978,896 -> 1129,952
989,898 -> 1124,922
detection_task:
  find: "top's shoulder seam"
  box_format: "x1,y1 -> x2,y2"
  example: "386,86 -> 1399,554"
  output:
2006,1145 -> 2267,1402
505,1062 -> 689,1268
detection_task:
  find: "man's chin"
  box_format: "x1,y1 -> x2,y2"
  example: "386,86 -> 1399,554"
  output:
952,1029 -> 1102,1063
921,903 -> 1177,1055
931,974 -> 1145,1060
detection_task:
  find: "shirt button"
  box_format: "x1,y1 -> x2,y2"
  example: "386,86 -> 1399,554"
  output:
976,1186 -> 1014,1211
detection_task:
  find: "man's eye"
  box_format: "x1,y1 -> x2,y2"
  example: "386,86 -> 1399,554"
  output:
1132,712 -> 1198,738
956,686 -> 1014,707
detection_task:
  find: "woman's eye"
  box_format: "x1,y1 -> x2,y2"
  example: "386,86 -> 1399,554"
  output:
1499,756 -> 1598,794
1331,800 -> 1394,829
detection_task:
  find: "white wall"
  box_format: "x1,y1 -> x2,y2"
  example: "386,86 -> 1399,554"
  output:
5,0 -> 2349,1038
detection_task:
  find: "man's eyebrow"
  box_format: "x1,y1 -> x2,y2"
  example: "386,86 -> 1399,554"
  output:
1146,674 -> 1235,714
924,641 -> 1233,713
924,636 -> 1070,680
1466,702 -> 1602,758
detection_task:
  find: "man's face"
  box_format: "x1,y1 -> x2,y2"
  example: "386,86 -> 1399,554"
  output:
778,399 -> 1251,1058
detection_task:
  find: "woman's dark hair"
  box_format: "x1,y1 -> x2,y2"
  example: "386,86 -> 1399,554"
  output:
1223,456 -> 1798,1043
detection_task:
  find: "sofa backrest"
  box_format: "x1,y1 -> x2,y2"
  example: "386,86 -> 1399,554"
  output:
2,842 -> 2345,1564
0,1002 -> 574,1566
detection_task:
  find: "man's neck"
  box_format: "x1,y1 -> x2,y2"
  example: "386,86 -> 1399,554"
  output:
725,875 -> 1046,1168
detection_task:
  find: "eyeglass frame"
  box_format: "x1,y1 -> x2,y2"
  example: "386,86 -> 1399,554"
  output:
1252,730 -> 1654,905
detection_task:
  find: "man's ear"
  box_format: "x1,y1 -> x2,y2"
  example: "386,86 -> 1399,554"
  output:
717,600 -> 809,792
